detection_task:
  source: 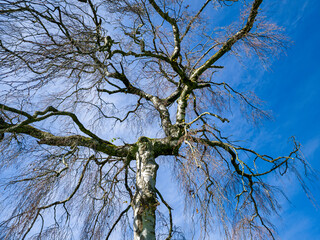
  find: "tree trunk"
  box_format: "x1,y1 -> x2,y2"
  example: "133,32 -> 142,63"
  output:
133,137 -> 159,240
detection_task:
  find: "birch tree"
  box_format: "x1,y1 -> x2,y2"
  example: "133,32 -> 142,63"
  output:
0,0 -> 314,239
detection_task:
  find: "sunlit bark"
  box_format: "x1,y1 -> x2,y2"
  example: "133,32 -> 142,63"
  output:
133,137 -> 158,240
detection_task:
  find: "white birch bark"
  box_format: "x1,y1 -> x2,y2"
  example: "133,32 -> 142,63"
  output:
133,138 -> 159,240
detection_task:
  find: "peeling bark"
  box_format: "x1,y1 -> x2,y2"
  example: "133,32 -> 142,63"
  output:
133,137 -> 159,240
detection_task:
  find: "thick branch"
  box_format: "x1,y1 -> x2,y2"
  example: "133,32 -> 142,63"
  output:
191,0 -> 263,80
147,0 -> 181,61
4,124 -> 132,158
98,71 -> 175,136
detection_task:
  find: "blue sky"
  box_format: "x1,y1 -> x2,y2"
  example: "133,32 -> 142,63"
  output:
219,0 -> 320,238
256,1 -> 320,238
158,1 -> 320,239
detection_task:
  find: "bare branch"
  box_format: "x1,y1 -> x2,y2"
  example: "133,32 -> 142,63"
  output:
191,0 -> 263,80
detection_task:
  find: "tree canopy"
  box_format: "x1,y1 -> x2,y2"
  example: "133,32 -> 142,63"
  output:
0,0 -> 315,239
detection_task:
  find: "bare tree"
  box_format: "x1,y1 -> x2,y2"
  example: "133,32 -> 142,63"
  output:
0,0 -> 314,239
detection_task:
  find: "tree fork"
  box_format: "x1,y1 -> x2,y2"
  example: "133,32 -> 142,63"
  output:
133,137 -> 159,240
